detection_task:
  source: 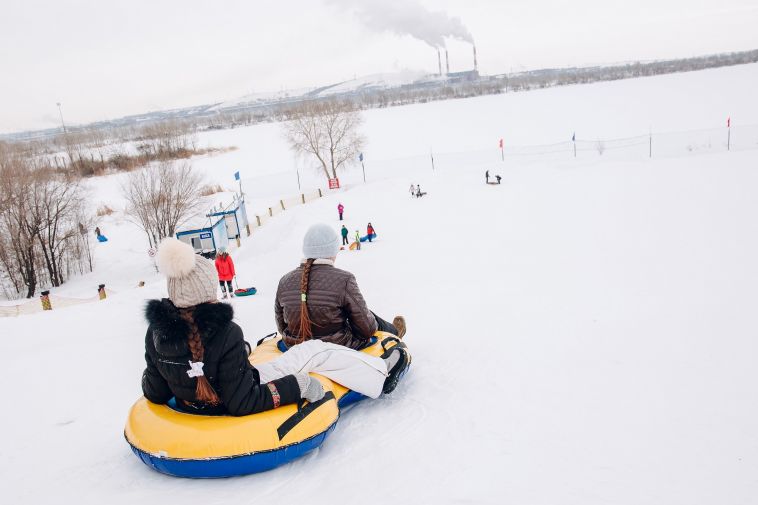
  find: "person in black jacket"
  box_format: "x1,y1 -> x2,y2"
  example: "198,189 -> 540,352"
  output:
142,238 -> 324,416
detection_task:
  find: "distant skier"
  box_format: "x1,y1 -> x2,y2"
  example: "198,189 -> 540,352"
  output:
214,247 -> 235,299
409,184 -> 416,196
485,170 -> 490,183
366,222 -> 375,242
341,225 -> 349,246
354,230 -> 361,250
337,203 -> 344,221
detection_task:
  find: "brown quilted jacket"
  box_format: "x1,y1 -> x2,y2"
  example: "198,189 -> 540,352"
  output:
275,260 -> 377,350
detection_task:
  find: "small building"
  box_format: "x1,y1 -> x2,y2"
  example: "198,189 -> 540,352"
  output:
446,69 -> 480,83
176,194 -> 250,257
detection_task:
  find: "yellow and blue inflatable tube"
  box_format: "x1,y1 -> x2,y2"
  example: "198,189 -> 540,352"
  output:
124,332 -> 396,478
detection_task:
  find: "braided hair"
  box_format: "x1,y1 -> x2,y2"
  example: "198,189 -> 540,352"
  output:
297,258 -> 316,343
179,307 -> 220,405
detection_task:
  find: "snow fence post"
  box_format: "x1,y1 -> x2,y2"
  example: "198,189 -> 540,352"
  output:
40,291 -> 52,311
98,284 -> 106,300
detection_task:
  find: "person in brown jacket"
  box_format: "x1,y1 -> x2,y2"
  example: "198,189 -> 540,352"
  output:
275,223 -> 406,351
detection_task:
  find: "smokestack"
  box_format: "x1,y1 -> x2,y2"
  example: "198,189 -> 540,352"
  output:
445,49 -> 450,75
437,49 -> 442,76
473,44 -> 478,72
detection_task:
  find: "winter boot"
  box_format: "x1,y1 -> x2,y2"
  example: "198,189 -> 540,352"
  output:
392,316 -> 406,339
222,292 -> 228,299
381,339 -> 411,395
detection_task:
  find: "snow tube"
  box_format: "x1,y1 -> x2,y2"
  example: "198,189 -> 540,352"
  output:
349,242 -> 359,250
97,235 -> 108,242
359,233 -> 377,243
124,331 -> 404,478
233,287 -> 257,297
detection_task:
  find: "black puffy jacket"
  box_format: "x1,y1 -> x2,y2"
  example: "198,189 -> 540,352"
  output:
141,299 -> 300,416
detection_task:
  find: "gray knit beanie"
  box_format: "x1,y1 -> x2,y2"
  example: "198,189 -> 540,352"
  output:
302,224 -> 339,259
156,238 -> 218,308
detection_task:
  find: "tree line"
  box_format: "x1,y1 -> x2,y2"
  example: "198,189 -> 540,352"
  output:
0,142 -> 92,298
0,118 -> 212,299
126,48 -> 758,133
23,120 -> 205,178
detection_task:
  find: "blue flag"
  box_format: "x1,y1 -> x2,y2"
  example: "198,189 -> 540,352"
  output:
234,171 -> 240,181
359,153 -> 364,162
572,133 -> 575,142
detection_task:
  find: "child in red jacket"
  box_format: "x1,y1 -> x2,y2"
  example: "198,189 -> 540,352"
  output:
214,247 -> 235,298
366,222 -> 375,242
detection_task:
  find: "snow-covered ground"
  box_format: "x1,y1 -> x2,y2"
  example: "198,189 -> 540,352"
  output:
2,64 -> 758,504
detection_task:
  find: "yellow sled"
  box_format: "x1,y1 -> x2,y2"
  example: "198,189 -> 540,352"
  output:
124,332 -> 399,478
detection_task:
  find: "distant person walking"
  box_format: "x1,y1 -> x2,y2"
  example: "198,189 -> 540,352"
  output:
366,222 -> 375,243
337,203 -> 344,221
341,225 -> 349,246
354,230 -> 361,250
416,185 -> 426,198
495,175 -> 502,184
409,184 -> 416,196
485,170 -> 490,183
95,226 -> 101,237
214,247 -> 235,299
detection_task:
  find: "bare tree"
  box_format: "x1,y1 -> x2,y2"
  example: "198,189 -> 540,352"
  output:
122,161 -> 205,248
282,100 -> 365,181
28,174 -> 86,287
0,145 -> 40,297
0,142 -> 93,298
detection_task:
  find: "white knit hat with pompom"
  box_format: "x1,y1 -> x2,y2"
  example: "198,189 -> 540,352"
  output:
156,238 -> 218,308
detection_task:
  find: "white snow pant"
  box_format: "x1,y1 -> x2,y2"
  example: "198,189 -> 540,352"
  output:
256,340 -> 388,399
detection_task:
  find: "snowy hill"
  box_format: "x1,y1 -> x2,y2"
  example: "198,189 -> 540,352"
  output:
212,70 -> 431,110
3,63 -> 758,504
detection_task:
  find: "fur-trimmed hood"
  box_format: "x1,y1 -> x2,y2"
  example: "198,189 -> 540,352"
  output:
145,298 -> 234,343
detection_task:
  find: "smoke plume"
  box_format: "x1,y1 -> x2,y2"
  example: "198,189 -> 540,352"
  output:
326,0 -> 473,48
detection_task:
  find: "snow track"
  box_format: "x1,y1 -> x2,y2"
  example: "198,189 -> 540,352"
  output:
3,64 -> 758,504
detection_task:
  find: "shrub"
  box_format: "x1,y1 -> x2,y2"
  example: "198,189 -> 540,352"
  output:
96,205 -> 114,217
199,184 -> 224,196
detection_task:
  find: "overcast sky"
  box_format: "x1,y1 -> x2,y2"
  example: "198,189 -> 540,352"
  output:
1,0 -> 756,133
